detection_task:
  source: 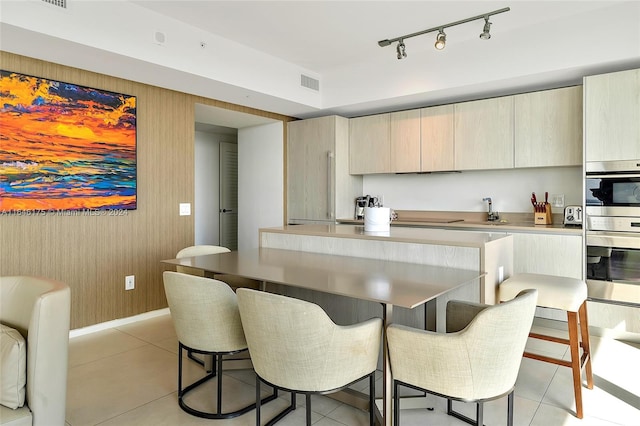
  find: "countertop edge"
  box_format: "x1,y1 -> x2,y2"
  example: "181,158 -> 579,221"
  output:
261,224 -> 513,248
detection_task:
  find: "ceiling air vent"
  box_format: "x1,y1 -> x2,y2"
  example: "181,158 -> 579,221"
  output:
41,0 -> 67,8
300,74 -> 320,91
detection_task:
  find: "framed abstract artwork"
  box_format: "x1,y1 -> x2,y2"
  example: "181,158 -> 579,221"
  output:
0,70 -> 137,213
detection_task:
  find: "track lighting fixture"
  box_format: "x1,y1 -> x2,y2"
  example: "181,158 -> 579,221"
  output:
378,7 -> 509,59
434,30 -> 446,50
397,39 -> 407,59
480,17 -> 492,40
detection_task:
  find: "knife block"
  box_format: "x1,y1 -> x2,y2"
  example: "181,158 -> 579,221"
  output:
534,203 -> 552,225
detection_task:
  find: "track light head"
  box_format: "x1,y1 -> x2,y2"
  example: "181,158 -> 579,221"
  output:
396,39 -> 407,59
480,17 -> 492,40
434,30 -> 446,50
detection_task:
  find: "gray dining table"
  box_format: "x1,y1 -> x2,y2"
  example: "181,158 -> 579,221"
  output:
162,247 -> 484,426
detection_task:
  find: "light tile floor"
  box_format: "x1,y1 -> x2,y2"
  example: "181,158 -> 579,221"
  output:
66,314 -> 640,425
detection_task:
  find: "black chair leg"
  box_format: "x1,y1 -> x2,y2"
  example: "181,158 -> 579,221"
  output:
179,344 -> 274,420
263,386 -> 296,426
394,380 -> 400,426
306,394 -> 312,425
255,375 -> 261,426
507,391 -> 514,426
369,372 -> 375,426
216,354 -> 223,414
448,399 -> 484,426
178,344 -> 183,395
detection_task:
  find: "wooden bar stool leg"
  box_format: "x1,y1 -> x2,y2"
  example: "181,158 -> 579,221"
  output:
567,311 -> 584,419
578,301 -> 594,390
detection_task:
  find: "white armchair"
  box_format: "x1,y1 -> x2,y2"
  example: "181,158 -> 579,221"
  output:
236,288 -> 382,426
0,276 -> 70,426
387,289 -> 538,426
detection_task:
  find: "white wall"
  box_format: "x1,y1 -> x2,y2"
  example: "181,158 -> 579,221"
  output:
363,166 -> 582,214
194,130 -> 236,245
238,122 -> 284,250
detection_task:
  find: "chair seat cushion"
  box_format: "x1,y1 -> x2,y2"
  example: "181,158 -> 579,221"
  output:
0,324 -> 27,410
0,404 -> 32,426
499,273 -> 587,311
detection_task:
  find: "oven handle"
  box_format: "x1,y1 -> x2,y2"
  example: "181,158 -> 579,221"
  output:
587,232 -> 640,249
586,173 -> 640,179
586,279 -> 640,308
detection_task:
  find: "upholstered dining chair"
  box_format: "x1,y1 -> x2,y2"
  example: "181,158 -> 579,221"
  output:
176,244 -> 260,292
236,288 -> 383,426
175,245 -> 231,276
175,245 -> 240,368
162,271 -> 276,419
387,289 -> 538,426
176,244 -> 259,369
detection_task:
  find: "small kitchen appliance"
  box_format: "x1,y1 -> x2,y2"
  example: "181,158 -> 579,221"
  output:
563,205 -> 583,226
354,196 -> 368,220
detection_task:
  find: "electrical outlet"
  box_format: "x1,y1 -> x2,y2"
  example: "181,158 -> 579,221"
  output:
125,275 -> 135,290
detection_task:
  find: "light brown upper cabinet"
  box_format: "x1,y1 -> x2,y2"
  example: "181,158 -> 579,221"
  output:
585,68 -> 640,162
288,116 -> 362,223
349,113 -> 390,174
514,86 -> 583,168
420,104 -> 454,172
454,96 -> 514,170
390,109 -> 421,173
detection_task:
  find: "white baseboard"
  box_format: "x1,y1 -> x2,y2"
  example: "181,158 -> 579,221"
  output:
69,308 -> 170,339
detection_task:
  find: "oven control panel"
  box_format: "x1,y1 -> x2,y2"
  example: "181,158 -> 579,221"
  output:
587,215 -> 640,233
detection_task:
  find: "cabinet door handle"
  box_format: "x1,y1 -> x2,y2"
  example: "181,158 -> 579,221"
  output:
327,151 -> 334,219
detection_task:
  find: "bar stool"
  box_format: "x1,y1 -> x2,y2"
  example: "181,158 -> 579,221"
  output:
499,273 -> 593,419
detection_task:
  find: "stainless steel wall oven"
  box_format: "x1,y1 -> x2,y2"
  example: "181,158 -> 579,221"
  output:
585,160 -> 640,307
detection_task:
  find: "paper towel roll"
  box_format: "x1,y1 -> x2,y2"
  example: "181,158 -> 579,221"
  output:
364,207 -> 390,232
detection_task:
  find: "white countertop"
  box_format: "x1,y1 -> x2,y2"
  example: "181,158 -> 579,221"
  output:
336,210 -> 583,235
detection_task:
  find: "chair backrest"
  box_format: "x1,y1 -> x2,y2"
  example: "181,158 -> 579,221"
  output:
387,289 -> 537,401
0,276 -> 70,426
175,245 -> 231,276
163,271 -> 246,352
176,245 -> 230,258
451,289 -> 538,399
236,288 -> 382,392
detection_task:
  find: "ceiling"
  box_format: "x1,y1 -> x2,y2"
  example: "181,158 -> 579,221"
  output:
131,1 -> 628,75
1,1 -> 639,125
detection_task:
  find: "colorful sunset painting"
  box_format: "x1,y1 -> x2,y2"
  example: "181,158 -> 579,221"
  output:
0,70 -> 136,212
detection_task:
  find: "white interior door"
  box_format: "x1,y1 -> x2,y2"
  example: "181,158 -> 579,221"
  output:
238,122 -> 284,250
219,142 -> 238,250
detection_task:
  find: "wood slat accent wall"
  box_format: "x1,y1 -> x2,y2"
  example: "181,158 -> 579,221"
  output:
0,52 -> 293,329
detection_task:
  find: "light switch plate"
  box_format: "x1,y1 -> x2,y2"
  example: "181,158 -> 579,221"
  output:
179,203 -> 191,216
